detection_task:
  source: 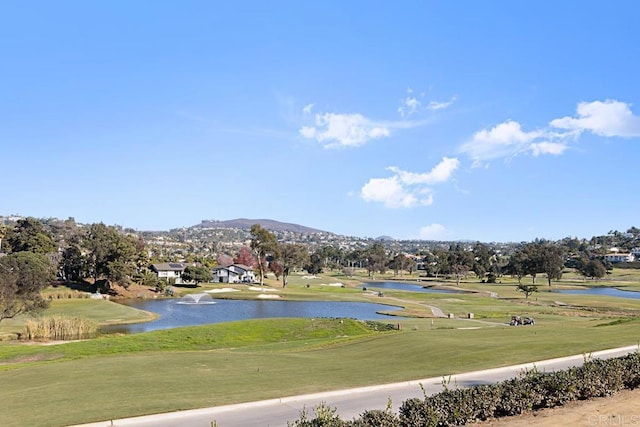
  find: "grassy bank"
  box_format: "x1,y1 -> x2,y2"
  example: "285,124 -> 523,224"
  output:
0,298 -> 157,338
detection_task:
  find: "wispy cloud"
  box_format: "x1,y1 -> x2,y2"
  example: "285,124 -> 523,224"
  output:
530,141 -> 568,156
398,96 -> 421,117
299,89 -> 456,148
459,99 -> 640,163
419,223 -> 448,240
427,96 -> 457,111
550,99 -> 640,137
459,120 -> 545,161
302,103 -> 314,114
299,113 -> 391,148
398,92 -> 457,117
360,157 -> 459,208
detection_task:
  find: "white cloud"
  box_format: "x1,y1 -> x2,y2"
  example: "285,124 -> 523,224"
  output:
427,96 -> 457,111
388,157 -> 459,185
530,141 -> 568,156
360,157 -> 458,208
299,112 -> 391,148
302,103 -> 314,114
419,223 -> 448,240
459,99 -> 640,163
459,120 -> 543,161
550,99 -> 640,137
360,177 -> 425,208
398,96 -> 421,117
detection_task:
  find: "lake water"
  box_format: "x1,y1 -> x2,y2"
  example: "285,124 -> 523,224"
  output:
555,287 -> 640,299
362,281 -> 464,293
103,298 -> 402,334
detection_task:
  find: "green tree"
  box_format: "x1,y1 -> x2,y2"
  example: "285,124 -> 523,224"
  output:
447,244 -> 474,286
65,223 -> 143,287
539,242 -> 565,286
389,253 -> 413,277
305,252 -> 324,275
250,225 -> 277,286
181,266 -> 213,286
60,238 -> 85,282
505,248 -> 528,284
274,243 -> 309,288
516,283 -> 538,299
472,242 -> 495,281
577,257 -> 607,280
0,224 -> 7,253
6,217 -> 56,255
365,243 -> 387,279
0,251 -> 53,322
430,249 -> 450,278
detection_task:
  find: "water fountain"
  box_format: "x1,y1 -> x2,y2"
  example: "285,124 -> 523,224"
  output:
177,293 -> 216,304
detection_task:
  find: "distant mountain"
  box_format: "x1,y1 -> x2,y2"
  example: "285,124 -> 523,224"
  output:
375,235 -> 395,241
194,218 -> 329,234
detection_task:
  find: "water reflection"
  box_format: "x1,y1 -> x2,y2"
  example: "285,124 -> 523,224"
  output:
555,287 -> 640,299
362,282 -> 464,293
103,299 -> 401,334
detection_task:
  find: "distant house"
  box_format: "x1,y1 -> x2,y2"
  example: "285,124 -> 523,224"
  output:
212,264 -> 256,283
151,262 -> 189,284
603,253 -> 636,263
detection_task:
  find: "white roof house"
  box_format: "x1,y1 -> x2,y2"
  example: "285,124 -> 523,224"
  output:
212,264 -> 256,283
150,262 -> 189,284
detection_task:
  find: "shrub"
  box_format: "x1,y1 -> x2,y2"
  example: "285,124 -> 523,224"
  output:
621,352 -> 640,389
350,409 -> 399,427
296,351 -> 640,427
398,398 -> 437,427
537,369 -> 579,408
288,402 -> 347,427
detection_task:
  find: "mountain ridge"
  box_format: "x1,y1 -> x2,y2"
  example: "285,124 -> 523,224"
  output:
194,218 -> 329,234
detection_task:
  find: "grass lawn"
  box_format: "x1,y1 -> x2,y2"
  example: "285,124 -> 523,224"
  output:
0,299 -> 157,338
1,268 -> 640,426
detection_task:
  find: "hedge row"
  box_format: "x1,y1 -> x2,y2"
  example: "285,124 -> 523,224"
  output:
288,351 -> 640,426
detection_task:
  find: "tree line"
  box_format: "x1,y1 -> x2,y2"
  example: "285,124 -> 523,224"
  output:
0,217 -> 625,322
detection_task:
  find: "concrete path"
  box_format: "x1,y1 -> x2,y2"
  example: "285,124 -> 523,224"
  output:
71,345 -> 639,427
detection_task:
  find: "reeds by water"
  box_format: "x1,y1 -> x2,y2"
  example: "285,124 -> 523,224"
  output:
46,289 -> 91,299
23,316 -> 98,340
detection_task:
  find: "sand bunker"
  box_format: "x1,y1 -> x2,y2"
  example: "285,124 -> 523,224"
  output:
248,286 -> 278,292
205,288 -> 239,293
257,294 -> 281,299
320,283 -> 344,287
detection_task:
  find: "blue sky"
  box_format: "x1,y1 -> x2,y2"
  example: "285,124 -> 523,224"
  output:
2,1 -> 639,242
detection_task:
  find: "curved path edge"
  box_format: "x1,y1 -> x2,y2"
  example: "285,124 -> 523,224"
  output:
71,344 -> 640,427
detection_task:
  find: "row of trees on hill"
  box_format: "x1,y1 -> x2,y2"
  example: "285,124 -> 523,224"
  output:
230,227 -> 609,288
0,216 -> 627,323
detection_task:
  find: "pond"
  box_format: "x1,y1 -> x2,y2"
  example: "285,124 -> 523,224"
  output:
555,287 -> 640,299
362,281 -> 464,293
103,297 -> 402,334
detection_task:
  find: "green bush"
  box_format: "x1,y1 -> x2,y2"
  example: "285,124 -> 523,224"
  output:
293,351 -> 640,427
350,409 -> 399,427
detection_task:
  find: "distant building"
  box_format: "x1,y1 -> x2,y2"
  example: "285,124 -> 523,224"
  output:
150,262 -> 189,284
603,253 -> 635,263
212,264 -> 256,283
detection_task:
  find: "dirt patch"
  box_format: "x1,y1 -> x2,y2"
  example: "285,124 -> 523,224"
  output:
476,388 -> 640,426
0,352 -> 64,365
110,283 -> 157,299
